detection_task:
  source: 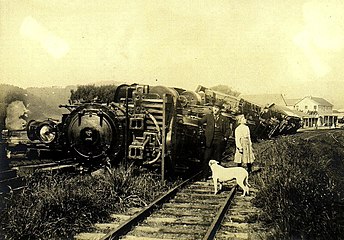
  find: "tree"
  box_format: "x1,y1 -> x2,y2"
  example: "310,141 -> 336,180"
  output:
0,84 -> 28,132
70,85 -> 118,103
210,84 -> 240,97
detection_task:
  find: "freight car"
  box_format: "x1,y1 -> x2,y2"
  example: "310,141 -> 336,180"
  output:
3,83 -> 302,176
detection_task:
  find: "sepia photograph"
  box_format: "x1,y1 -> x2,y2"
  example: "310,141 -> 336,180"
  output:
1,1 -> 344,239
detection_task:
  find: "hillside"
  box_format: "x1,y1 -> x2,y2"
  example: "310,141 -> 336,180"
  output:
0,84 -> 73,130
26,85 -> 75,115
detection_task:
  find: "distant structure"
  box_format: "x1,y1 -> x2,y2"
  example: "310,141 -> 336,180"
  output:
285,99 -> 300,109
293,96 -> 337,128
241,94 -> 339,129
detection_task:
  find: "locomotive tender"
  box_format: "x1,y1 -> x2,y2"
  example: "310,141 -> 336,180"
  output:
5,83 -> 302,175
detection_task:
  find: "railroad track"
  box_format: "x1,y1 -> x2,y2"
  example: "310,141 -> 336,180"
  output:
0,159 -> 79,195
74,172 -> 263,240
0,168 -> 26,195
11,159 -> 79,174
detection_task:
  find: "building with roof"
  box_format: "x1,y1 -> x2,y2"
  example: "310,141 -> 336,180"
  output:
240,93 -> 338,129
294,96 -> 337,128
241,93 -> 338,129
285,98 -> 301,109
295,96 -> 333,113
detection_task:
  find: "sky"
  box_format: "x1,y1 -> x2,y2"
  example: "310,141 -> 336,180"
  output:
1,0 -> 344,99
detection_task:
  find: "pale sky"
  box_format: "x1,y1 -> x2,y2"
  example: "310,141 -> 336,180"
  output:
1,0 -> 344,98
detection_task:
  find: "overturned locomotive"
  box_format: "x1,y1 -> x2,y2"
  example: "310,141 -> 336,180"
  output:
5,83 -> 302,175
25,84 -> 212,174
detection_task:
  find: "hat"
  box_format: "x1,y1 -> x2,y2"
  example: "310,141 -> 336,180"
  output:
213,101 -> 224,109
236,114 -> 246,123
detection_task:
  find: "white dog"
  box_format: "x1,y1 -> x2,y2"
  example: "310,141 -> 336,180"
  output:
209,160 -> 250,196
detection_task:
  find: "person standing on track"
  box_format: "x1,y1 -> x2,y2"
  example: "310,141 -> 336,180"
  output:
234,114 -> 255,173
199,101 -> 231,180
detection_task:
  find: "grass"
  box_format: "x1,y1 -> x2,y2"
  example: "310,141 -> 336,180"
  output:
0,163 -> 175,240
2,130 -> 344,239
252,130 -> 344,239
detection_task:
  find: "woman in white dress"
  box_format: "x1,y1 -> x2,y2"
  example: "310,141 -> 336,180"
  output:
234,115 -> 255,173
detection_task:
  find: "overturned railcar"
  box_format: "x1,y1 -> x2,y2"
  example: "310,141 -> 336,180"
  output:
21,84 -> 216,174
2,83 -> 302,175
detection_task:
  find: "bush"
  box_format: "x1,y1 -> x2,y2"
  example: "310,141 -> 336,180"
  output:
70,85 -> 119,103
0,163 -> 173,240
253,131 -> 344,239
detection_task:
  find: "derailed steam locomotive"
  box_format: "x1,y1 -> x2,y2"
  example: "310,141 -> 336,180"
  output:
12,84 -> 302,173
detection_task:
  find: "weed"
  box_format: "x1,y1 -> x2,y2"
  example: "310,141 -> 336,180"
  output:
0,163 -> 174,240
253,130 -> 344,239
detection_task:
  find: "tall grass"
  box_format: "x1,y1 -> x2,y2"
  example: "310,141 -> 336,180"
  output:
253,131 -> 344,239
0,163 -> 173,240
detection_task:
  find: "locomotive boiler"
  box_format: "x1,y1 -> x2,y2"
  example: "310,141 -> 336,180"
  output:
24,84 -> 216,174
5,83 -> 302,176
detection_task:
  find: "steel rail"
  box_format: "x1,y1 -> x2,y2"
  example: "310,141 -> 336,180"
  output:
100,171 -> 202,240
203,185 -> 237,240
10,158 -> 75,168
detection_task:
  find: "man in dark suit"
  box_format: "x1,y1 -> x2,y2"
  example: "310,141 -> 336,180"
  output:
199,101 -> 231,180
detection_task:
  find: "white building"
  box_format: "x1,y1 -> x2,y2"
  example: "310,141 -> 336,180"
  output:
294,96 -> 336,128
